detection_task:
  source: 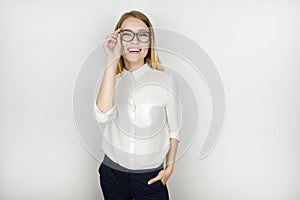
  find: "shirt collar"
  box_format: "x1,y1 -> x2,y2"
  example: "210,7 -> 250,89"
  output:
121,63 -> 150,80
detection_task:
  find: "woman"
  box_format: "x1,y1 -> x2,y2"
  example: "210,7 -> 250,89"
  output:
94,10 -> 181,200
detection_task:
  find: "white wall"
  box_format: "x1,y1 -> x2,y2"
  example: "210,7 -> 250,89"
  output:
1,0 -> 300,199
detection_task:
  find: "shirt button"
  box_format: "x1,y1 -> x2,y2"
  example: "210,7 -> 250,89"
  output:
129,98 -> 134,105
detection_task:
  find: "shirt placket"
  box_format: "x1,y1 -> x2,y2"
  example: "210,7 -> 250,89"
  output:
128,74 -> 136,167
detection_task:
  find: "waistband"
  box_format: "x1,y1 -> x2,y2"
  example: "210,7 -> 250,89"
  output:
102,154 -> 164,173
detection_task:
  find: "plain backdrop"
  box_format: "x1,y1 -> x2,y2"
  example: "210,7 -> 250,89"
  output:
1,0 -> 300,199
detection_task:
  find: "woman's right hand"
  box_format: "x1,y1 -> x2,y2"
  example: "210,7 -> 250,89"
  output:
103,28 -> 121,63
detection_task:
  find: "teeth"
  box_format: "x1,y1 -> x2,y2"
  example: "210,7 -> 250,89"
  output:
128,48 -> 141,52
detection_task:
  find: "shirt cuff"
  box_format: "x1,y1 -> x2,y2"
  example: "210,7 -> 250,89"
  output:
169,130 -> 181,142
94,101 -> 116,123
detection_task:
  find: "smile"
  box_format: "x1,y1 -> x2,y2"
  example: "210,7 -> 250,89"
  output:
127,47 -> 142,54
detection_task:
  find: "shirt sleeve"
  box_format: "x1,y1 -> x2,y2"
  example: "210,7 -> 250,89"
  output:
165,74 -> 181,142
93,101 -> 116,123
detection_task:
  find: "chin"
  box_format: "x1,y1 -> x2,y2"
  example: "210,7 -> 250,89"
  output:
123,55 -> 147,64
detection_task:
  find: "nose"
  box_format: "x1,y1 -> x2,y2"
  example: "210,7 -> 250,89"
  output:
131,34 -> 139,44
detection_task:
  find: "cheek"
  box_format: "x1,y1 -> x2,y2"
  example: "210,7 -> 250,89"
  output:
143,48 -> 149,54
120,42 -> 127,53
141,44 -> 150,54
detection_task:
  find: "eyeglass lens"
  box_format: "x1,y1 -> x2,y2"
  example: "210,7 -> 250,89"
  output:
120,30 -> 151,43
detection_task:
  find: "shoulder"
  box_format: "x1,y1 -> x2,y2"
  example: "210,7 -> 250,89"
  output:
150,69 -> 177,86
145,68 -> 179,95
147,67 -> 173,82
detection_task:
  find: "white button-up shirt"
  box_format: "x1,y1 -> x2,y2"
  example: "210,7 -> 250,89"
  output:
94,63 -> 181,170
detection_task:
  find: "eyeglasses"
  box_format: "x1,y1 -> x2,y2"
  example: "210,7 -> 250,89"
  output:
120,29 -> 152,43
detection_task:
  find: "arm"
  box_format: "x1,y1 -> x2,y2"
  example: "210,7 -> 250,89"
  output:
148,74 -> 181,185
95,60 -> 118,112
159,138 -> 179,185
93,61 -> 118,123
165,138 -> 179,173
147,138 -> 180,186
94,29 -> 121,123
96,28 -> 121,112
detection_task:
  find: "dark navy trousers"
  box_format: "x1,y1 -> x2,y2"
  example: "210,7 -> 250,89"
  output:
99,162 -> 169,200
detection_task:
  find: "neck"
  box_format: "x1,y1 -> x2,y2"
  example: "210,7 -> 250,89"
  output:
124,60 -> 145,72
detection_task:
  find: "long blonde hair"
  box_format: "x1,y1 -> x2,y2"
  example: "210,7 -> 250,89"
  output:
114,10 -> 164,75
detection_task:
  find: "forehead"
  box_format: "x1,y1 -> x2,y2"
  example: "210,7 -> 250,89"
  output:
121,17 -> 149,31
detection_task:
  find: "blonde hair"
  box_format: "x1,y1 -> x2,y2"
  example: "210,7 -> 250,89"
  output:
114,10 -> 164,75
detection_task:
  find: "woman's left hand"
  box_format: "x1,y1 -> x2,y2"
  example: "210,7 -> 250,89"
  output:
147,166 -> 174,186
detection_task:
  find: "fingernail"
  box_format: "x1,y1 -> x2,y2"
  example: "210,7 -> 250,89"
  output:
148,181 -> 151,185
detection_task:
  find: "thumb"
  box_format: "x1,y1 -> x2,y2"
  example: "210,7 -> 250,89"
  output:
148,175 -> 160,185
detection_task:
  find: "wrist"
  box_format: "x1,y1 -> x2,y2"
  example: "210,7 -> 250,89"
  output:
165,164 -> 174,173
105,59 -> 119,72
106,55 -> 120,64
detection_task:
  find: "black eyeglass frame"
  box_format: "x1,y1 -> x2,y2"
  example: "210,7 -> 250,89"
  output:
119,29 -> 152,43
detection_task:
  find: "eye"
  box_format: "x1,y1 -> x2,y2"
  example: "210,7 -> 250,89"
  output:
122,32 -> 132,36
138,32 -> 149,37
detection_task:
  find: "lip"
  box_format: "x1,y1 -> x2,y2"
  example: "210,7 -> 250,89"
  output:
127,47 -> 142,54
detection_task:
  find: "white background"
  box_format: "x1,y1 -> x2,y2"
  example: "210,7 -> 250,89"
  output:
1,0 -> 300,199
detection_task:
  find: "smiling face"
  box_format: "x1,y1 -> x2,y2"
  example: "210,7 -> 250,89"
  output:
120,17 -> 151,69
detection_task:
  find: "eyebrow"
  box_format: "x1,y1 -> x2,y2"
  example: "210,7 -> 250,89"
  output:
121,28 -> 150,32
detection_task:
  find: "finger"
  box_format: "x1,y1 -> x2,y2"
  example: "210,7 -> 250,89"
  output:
106,33 -> 117,40
114,28 -> 121,34
108,35 -> 117,40
104,39 -> 116,47
113,28 -> 121,36
161,179 -> 166,185
105,37 -> 116,43
104,42 -> 116,50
